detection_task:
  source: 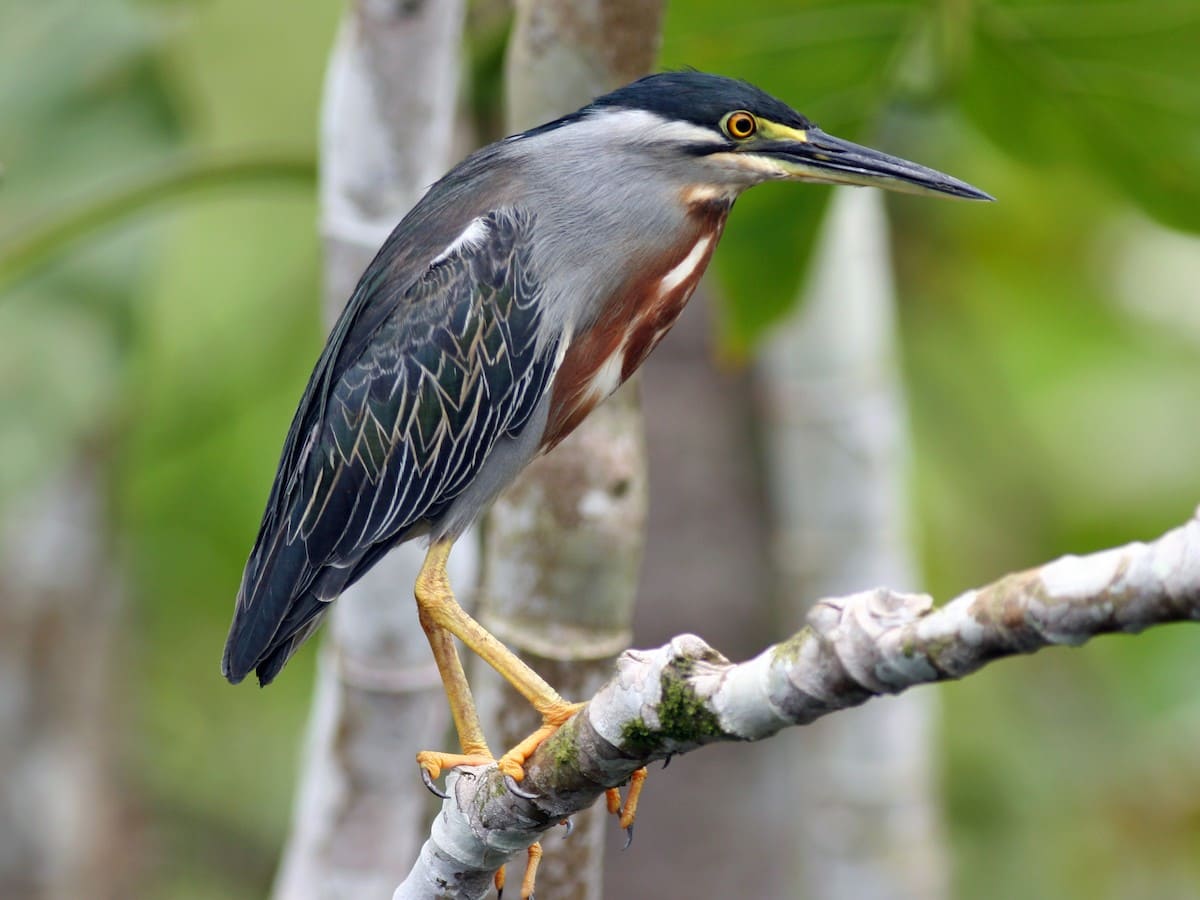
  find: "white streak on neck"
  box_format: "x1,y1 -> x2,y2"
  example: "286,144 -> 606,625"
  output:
431,217 -> 490,266
659,235 -> 713,294
550,322 -> 574,378
584,351 -> 626,404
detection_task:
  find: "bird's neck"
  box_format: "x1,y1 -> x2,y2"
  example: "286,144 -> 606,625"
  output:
538,193 -> 730,452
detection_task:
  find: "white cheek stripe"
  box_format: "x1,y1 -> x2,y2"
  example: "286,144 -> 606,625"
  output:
659,235 -> 713,294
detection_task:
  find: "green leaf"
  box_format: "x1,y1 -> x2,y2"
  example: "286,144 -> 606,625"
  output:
0,0 -> 161,126
961,0 -> 1200,231
709,185 -> 832,355
0,151 -> 316,292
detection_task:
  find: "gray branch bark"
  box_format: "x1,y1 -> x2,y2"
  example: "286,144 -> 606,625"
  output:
396,510 -> 1200,899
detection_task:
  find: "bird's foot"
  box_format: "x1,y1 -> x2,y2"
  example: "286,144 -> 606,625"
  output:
495,700 -> 586,783
419,702 -> 582,899
494,841 -> 542,900
416,749 -> 494,799
604,767 -> 648,850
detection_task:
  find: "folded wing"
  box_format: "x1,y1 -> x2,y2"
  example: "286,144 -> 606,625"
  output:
222,208 -> 557,685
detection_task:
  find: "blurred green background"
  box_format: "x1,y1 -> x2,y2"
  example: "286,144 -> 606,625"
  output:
3,0 -> 1199,898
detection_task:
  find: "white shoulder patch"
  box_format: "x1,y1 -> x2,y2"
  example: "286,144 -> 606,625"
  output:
430,217 -> 491,266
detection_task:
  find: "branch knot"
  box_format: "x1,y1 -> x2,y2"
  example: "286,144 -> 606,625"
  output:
809,589 -> 933,694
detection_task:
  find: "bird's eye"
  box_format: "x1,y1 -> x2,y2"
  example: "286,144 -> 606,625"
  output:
725,111 -> 757,140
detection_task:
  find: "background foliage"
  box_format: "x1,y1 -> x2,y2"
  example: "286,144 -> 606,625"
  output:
3,0 -> 1199,897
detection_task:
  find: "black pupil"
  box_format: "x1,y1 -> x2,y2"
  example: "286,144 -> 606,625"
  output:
733,115 -> 751,136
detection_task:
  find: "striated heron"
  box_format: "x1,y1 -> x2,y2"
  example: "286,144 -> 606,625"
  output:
222,71 -> 990,896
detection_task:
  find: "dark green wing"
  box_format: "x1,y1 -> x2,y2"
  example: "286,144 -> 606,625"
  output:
222,207 -> 555,685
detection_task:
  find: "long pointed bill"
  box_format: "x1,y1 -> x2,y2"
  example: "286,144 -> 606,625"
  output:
756,127 -> 993,201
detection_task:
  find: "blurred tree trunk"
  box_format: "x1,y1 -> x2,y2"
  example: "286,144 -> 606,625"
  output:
271,3 -> 472,898
0,461 -> 121,900
756,188 -> 949,899
471,2 -> 664,896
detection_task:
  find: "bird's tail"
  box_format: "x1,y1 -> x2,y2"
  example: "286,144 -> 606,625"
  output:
222,533 -> 321,686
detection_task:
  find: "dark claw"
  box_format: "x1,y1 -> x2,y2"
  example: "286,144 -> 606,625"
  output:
504,773 -> 539,801
421,767 -> 449,800
622,823 -> 634,851
662,754 -> 673,770
561,817 -> 574,839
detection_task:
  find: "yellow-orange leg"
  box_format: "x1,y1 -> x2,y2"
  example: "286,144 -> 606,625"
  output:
605,767 -> 648,849
492,841 -> 542,900
606,788 -> 620,816
414,540 -> 583,783
496,700 -> 585,780
519,842 -> 543,899
619,768 -> 647,831
413,544 -> 492,783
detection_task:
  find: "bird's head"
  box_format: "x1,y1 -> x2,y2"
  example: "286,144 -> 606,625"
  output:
557,71 -> 992,202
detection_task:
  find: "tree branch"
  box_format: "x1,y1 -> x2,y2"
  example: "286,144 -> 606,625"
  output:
396,510 -> 1200,899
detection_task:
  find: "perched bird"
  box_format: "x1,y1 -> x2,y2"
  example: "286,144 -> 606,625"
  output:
223,70 -> 989,890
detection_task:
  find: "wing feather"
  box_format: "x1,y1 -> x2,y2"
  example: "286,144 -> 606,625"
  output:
222,208 -> 558,685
